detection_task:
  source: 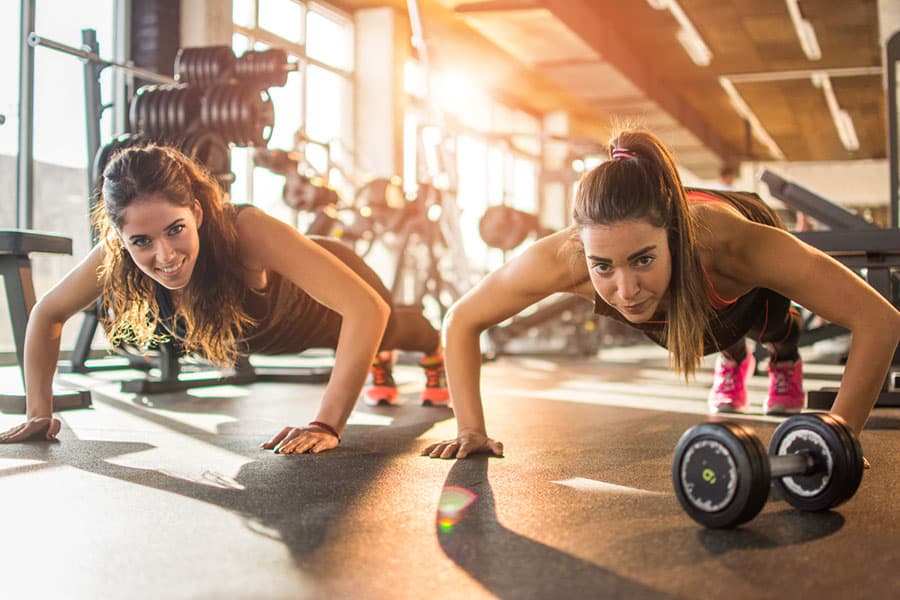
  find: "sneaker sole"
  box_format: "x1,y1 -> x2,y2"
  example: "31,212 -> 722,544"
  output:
764,405 -> 804,415
364,398 -> 398,407
421,400 -> 451,407
710,404 -> 748,414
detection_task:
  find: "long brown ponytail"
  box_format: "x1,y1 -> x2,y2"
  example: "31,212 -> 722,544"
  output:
572,129 -> 713,378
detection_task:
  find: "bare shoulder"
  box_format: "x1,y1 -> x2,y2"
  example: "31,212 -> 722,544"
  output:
689,199 -> 747,227
691,202 -> 755,256
233,204 -> 293,246
233,203 -> 271,231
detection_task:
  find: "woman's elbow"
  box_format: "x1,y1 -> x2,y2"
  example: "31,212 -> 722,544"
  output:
443,301 -> 483,340
890,307 -> 900,345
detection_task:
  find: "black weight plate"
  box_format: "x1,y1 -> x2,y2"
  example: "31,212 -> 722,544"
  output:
260,92 -> 274,145
228,84 -> 245,146
174,48 -> 188,83
204,84 -> 224,131
212,46 -> 235,85
672,421 -> 770,528
239,88 -> 256,147
158,86 -> 175,137
769,412 -> 863,511
812,412 -> 864,506
128,87 -> 144,132
262,48 -> 288,88
145,87 -> 160,137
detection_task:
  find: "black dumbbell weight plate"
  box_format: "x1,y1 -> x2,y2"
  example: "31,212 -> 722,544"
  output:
672,421 -> 770,528
769,412 -> 863,511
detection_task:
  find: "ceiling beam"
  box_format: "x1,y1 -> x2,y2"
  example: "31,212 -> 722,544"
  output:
455,1 -> 540,13
540,0 -> 739,163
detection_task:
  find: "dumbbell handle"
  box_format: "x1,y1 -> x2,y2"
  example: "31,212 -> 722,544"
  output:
769,451 -> 817,479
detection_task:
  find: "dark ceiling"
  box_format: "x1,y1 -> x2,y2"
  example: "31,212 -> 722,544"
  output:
336,0 -> 889,178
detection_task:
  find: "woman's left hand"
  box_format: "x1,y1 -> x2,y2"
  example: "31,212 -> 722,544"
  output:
261,425 -> 339,454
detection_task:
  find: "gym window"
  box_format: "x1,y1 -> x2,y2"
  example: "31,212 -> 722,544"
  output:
230,0 -> 355,227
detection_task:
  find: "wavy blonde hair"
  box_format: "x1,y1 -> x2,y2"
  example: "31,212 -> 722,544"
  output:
571,129 -> 714,379
93,144 -> 254,366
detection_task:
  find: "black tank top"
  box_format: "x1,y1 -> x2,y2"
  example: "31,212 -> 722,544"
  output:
592,188 -> 790,355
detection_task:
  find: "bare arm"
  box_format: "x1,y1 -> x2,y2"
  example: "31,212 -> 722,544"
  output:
237,208 -> 391,452
728,218 -> 900,434
0,244 -> 104,443
427,227 -> 591,458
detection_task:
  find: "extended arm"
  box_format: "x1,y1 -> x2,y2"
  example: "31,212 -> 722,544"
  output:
0,244 -> 104,442
730,220 -> 900,434
425,227 -> 592,458
238,208 -> 391,453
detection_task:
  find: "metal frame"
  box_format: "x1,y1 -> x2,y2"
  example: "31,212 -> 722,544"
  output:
761,172 -> 900,409
16,0 -> 35,230
888,30 -> 899,229
0,231 -> 92,412
760,170 -> 878,231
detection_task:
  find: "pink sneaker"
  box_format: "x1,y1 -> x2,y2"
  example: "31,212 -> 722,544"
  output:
364,351 -> 398,406
419,352 -> 450,406
765,360 -> 805,415
708,353 -> 756,413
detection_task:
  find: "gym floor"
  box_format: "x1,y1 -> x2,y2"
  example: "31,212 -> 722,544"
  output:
0,344 -> 897,599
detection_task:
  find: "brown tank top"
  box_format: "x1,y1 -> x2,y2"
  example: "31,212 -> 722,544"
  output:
154,206 -> 347,356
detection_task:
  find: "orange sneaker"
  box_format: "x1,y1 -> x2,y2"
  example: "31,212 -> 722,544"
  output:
419,352 -> 450,406
364,351 -> 398,406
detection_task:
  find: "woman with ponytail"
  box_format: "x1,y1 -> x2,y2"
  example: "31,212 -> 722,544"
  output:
1,144 -> 448,453
423,128 -> 899,460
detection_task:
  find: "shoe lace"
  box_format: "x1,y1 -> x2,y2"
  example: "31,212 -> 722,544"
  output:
716,361 -> 740,393
371,360 -> 392,386
771,363 -> 795,395
423,363 -> 446,389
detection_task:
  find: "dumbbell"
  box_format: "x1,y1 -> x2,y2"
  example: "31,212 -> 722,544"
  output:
672,412 -> 864,528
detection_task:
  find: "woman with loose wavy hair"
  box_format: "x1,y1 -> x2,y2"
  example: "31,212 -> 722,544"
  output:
424,128 -> 899,460
94,144 -> 251,366
3,144 -> 449,454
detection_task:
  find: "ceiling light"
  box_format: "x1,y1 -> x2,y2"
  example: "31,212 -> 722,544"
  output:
646,0 -> 713,67
786,0 -> 821,60
719,77 -> 785,160
811,72 -> 859,151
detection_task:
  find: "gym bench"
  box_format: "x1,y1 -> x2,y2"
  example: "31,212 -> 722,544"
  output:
0,229 -> 92,412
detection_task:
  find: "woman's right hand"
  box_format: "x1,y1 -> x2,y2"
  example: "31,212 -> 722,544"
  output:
0,417 -> 61,443
422,429 -> 504,459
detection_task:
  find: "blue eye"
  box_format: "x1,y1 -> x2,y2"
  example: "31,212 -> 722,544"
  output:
169,224 -> 185,235
132,238 -> 150,248
592,263 -> 612,274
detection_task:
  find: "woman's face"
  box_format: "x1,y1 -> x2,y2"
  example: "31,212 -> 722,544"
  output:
580,219 -> 672,323
118,194 -> 203,290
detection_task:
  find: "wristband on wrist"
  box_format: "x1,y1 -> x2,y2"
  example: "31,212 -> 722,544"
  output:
308,420 -> 341,443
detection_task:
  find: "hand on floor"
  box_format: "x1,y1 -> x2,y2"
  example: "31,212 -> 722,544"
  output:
422,430 -> 503,459
261,425 -> 339,454
0,417 -> 61,443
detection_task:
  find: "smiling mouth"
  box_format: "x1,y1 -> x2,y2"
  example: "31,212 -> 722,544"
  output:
156,257 -> 186,275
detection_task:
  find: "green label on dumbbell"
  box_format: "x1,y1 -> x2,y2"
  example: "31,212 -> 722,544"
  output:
702,468 -> 717,485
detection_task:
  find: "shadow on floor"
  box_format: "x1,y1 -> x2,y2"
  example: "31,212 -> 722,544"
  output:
435,457 -> 680,599
1,390 -> 454,567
